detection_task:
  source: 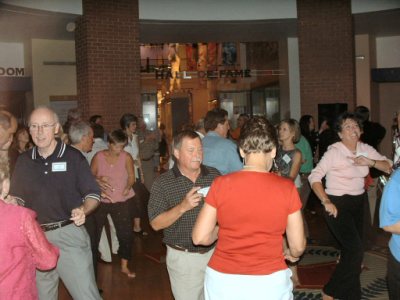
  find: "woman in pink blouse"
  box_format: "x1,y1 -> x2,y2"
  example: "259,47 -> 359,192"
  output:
309,112 -> 392,300
91,129 -> 136,278
0,162 -> 59,300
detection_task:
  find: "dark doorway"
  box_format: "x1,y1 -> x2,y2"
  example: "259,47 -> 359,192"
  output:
318,103 -> 348,127
171,97 -> 190,135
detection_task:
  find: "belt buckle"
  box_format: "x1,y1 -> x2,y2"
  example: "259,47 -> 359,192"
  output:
175,245 -> 188,252
41,220 -> 68,232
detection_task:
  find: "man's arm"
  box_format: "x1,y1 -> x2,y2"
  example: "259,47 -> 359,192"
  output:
74,154 -> 101,225
380,171 -> 400,234
227,142 -> 243,173
150,186 -> 202,231
382,221 -> 400,235
71,196 -> 99,226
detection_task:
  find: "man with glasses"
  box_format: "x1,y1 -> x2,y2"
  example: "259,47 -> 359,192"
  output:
10,107 -> 101,300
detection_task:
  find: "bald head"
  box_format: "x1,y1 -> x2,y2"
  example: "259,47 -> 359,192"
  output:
29,107 -> 59,126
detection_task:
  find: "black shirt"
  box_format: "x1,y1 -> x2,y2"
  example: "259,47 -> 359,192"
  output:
10,139 -> 100,224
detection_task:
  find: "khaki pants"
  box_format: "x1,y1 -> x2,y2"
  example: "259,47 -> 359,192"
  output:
36,224 -> 101,300
166,246 -> 214,300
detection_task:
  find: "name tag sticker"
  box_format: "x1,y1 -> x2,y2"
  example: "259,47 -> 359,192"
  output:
356,152 -> 368,158
198,187 -> 210,197
283,154 -> 291,164
52,162 -> 67,172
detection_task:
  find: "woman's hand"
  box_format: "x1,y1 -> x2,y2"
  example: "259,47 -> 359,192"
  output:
350,155 -> 373,167
323,201 -> 338,218
123,186 -> 131,196
283,248 -> 300,263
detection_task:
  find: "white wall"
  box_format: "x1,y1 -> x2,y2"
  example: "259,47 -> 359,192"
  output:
140,0 -> 297,21
374,35 -> 400,157
1,0 -> 82,14
376,36 -> 400,68
352,0 -> 400,14
31,39 -> 76,106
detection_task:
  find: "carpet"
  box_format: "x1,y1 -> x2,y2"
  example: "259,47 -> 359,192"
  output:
294,246 -> 389,300
297,261 -> 337,289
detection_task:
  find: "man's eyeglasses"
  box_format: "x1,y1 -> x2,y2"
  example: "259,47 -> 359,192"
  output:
29,123 -> 56,131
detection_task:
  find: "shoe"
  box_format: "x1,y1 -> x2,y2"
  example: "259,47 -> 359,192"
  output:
133,229 -> 148,236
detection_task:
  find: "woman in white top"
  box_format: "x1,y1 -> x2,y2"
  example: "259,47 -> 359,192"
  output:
120,114 -> 147,235
392,109 -> 400,170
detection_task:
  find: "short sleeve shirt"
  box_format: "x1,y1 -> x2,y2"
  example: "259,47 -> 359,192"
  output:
148,164 -> 220,252
202,131 -> 242,175
206,171 -> 302,275
380,169 -> 400,262
10,140 -> 101,224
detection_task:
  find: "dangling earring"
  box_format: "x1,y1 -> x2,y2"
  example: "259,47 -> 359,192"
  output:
243,156 -> 246,166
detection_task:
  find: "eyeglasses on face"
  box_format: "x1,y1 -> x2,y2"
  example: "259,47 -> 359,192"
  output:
29,123 -> 56,131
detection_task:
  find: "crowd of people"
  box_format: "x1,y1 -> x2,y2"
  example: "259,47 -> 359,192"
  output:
0,104 -> 399,300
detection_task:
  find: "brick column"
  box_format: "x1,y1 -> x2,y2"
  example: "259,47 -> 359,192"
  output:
297,0 -> 356,120
75,0 -> 141,131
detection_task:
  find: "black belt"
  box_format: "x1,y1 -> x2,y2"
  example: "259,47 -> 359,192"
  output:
167,244 -> 210,254
41,220 -> 73,232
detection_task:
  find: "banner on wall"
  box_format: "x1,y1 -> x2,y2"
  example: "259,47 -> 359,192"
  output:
0,42 -> 25,77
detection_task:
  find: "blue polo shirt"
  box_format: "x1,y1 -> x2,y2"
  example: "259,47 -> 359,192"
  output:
380,169 -> 400,262
10,139 -> 100,224
202,131 -> 242,175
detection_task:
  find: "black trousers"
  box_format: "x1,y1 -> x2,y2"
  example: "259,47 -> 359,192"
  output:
130,182 -> 149,219
388,252 -> 400,300
94,200 -> 133,260
323,193 -> 365,300
84,214 -> 99,279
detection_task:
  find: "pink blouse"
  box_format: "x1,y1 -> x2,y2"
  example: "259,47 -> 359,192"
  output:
309,141 -> 390,196
96,151 -> 135,203
0,200 -> 59,300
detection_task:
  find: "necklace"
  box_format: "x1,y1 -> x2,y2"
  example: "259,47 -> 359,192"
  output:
243,165 -> 269,173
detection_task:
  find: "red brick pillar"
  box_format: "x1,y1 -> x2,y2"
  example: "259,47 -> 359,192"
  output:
297,0 -> 356,120
75,0 -> 141,131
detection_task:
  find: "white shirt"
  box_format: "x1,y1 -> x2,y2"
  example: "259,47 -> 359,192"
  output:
86,138 -> 108,164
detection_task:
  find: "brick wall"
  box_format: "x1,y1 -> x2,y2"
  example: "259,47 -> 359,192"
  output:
75,0 -> 141,131
297,0 -> 355,122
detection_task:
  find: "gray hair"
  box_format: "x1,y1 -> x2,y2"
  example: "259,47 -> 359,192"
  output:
69,121 -> 91,145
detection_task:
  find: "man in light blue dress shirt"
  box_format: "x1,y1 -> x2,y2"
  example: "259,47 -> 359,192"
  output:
380,169 -> 400,299
202,108 -> 242,175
